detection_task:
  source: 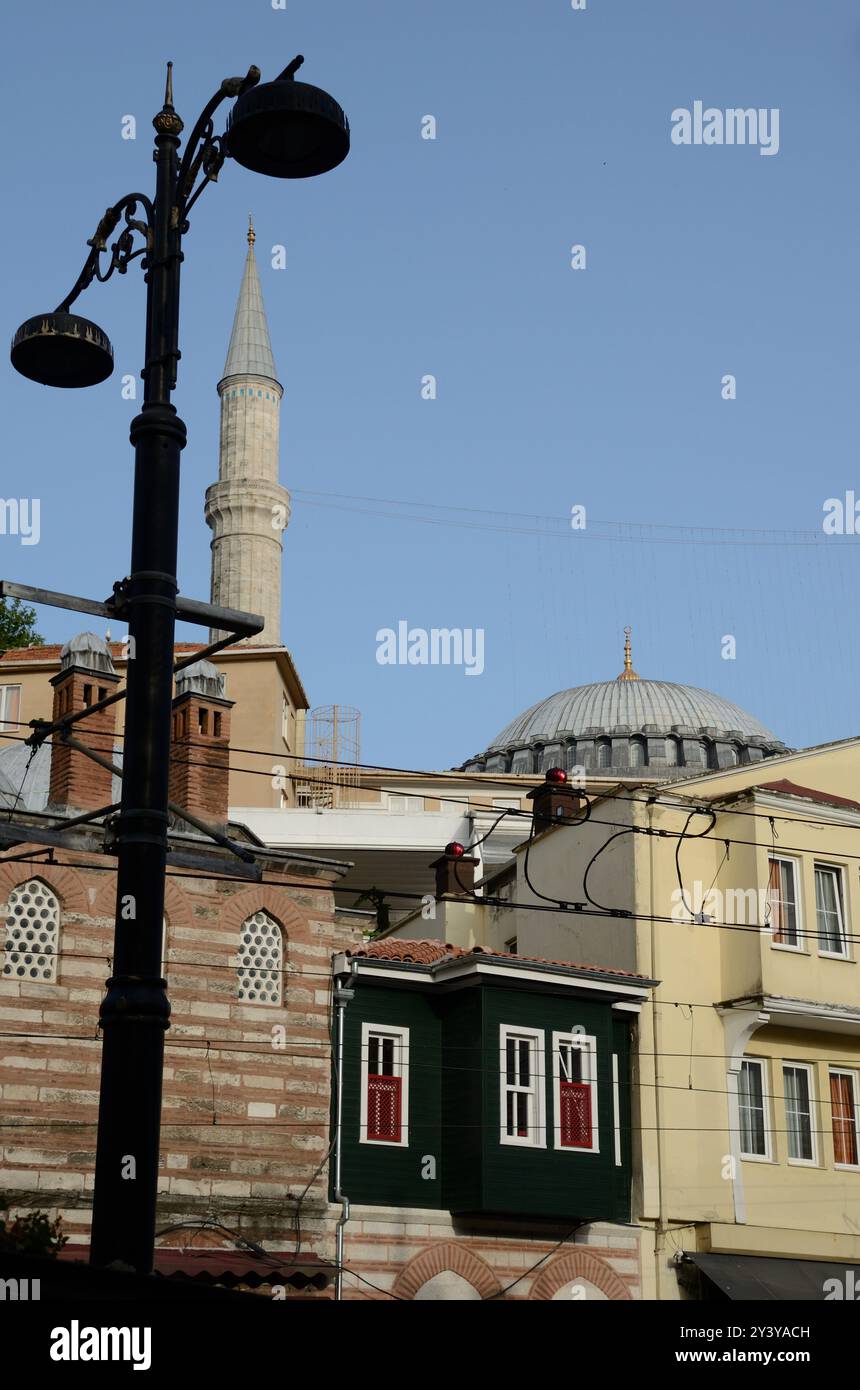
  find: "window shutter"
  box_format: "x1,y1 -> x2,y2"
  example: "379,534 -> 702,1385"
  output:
368,1072 -> 402,1142
560,1079 -> 592,1148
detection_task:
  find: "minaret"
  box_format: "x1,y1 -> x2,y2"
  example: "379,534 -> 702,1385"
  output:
205,217 -> 290,644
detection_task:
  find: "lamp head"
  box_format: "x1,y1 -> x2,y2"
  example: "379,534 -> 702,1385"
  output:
11,311 -> 114,388
224,56 -> 349,179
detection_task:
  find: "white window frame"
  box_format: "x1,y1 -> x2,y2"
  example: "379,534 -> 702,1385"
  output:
767,854 -> 804,952
360,1022 -> 409,1148
551,1031 -> 599,1154
783,1061 -> 818,1167
612,1053 -> 622,1167
387,794 -> 424,814
499,1024 -> 546,1149
738,1057 -> 773,1161
0,684 -> 21,733
814,863 -> 849,960
829,1068 -> 860,1171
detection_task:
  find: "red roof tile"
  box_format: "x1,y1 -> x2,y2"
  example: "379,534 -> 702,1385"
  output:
756,780 -> 860,812
0,642 -> 228,664
350,938 -> 649,980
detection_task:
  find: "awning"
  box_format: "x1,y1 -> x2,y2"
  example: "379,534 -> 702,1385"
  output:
58,1245 -> 336,1291
686,1251 -> 860,1300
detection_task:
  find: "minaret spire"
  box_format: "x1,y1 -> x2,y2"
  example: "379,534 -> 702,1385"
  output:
204,221 -> 290,645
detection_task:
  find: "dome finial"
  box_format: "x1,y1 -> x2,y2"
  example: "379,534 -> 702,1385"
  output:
617,625 -> 640,681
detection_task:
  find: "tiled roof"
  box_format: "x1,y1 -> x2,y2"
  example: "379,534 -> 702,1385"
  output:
350,938 -> 650,981
756,780 -> 860,812
0,642 -> 206,664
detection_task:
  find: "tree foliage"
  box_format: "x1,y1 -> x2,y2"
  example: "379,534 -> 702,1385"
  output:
0,1197 -> 67,1257
0,597 -> 45,650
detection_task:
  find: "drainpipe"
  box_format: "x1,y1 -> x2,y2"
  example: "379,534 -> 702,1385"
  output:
331,953 -> 355,1301
647,799 -> 666,1297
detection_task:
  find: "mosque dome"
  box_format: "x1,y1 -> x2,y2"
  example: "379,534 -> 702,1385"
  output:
462,629 -> 787,779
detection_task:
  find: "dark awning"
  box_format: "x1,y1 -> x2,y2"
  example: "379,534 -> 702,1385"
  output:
686,1251 -> 860,1300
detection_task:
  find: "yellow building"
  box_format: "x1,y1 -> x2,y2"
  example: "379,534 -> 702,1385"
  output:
379,643 -> 860,1299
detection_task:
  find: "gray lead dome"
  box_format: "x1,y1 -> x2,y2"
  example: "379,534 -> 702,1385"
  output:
462,663 -> 786,779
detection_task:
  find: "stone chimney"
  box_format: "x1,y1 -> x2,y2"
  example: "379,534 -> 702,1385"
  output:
48,633 -> 119,812
169,660 -> 233,826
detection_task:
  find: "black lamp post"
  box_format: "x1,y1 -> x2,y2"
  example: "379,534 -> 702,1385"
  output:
10,56 -> 348,1274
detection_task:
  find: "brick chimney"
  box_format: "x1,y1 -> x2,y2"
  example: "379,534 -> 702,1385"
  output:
169,660 -> 233,827
430,842 -> 478,899
527,767 -> 583,828
48,633 -> 120,812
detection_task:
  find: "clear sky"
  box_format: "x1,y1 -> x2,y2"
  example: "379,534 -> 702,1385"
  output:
4,0 -> 859,771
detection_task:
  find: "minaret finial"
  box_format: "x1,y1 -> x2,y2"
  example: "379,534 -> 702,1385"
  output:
248,213 -> 255,247
616,625 -> 640,681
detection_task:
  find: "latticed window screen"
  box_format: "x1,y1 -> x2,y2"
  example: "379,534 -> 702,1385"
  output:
237,910 -> 283,1005
558,1043 -> 592,1148
558,1039 -> 594,1148
2,879 -> 60,983
366,1033 -> 403,1141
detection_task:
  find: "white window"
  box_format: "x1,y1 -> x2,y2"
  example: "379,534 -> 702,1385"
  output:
388,794 -> 424,814
830,1069 -> 860,1169
500,1025 -> 546,1148
783,1063 -> 816,1165
0,685 -> 21,733
237,910 -> 284,1006
492,798 -> 521,811
767,856 -> 802,949
738,1058 -> 771,1159
360,1023 -> 409,1146
552,1032 -> 599,1153
2,879 -> 60,984
815,865 -> 848,958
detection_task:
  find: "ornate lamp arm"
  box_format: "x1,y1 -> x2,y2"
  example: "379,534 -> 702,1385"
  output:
55,193 -> 155,313
176,65 -> 260,226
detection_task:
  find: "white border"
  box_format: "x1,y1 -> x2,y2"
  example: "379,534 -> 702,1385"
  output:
767,853 -> 804,953
612,1052 -> 622,1167
551,1031 -> 599,1154
814,862 -> 850,960
829,1067 -> 860,1171
360,1021 -> 410,1148
499,1024 -> 546,1149
738,1056 -> 773,1162
783,1060 -> 818,1167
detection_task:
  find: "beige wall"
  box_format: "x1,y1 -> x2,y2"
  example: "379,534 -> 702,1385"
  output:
0,645 -> 306,811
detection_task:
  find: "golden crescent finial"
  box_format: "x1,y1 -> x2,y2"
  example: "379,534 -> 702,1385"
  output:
617,626 -> 640,681
248,213 -> 255,247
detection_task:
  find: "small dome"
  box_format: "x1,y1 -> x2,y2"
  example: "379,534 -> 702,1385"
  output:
176,659 -> 226,700
60,631 -> 116,676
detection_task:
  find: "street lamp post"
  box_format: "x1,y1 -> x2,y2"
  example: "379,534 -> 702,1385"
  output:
10,57 -> 348,1274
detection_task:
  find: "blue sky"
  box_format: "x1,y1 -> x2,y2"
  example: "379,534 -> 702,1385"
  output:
4,0 -> 860,770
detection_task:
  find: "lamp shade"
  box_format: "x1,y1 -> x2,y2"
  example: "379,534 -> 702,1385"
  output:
225,73 -> 349,179
11,312 -> 114,388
